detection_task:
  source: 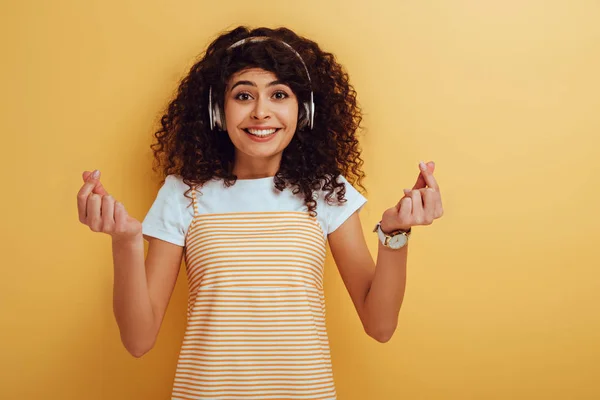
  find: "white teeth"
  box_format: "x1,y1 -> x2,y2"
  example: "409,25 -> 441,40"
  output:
246,128 -> 277,137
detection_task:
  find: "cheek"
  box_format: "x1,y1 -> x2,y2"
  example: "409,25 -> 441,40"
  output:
279,104 -> 299,127
224,103 -> 244,124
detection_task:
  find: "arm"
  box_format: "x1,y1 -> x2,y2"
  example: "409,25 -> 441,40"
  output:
328,213 -> 406,343
112,234 -> 183,358
77,170 -> 185,358
328,161 -> 443,343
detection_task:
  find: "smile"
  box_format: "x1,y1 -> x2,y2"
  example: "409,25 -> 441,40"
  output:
243,128 -> 281,142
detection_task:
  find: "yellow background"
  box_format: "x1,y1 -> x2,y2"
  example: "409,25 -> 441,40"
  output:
2,0 -> 599,399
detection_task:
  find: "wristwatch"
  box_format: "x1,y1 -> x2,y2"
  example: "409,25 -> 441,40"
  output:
373,221 -> 411,250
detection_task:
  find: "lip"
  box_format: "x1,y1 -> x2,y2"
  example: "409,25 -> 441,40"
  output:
243,126 -> 282,130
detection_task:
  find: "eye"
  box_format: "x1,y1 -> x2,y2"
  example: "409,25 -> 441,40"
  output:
234,92 -> 252,101
273,91 -> 289,100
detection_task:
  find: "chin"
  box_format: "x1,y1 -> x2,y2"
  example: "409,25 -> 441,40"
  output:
234,128 -> 293,158
240,146 -> 282,159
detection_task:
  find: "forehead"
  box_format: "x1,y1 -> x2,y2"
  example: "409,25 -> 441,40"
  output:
228,68 -> 280,85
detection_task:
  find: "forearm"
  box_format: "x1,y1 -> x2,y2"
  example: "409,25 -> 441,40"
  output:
363,241 -> 408,342
111,234 -> 156,356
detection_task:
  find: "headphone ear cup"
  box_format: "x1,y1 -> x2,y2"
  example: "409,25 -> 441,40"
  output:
208,86 -> 215,130
297,101 -> 310,130
214,103 -> 226,130
209,85 -> 226,131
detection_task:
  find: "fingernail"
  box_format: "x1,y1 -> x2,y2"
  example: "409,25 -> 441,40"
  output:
419,161 -> 426,171
91,170 -> 100,179
403,188 -> 411,195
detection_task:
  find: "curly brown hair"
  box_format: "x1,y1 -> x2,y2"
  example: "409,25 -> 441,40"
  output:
151,25 -> 366,216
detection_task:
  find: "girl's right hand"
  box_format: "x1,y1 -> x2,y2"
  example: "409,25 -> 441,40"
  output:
77,170 -> 142,242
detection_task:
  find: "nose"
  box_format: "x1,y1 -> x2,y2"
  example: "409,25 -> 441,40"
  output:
250,97 -> 271,120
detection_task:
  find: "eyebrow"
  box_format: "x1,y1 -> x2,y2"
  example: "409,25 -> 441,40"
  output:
230,79 -> 287,91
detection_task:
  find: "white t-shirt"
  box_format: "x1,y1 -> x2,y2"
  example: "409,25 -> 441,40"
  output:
142,174 -> 367,246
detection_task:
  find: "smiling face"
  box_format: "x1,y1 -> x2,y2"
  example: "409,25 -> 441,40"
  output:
223,68 -> 299,175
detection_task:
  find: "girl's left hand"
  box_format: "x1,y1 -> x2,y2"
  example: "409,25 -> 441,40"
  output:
380,161 -> 444,233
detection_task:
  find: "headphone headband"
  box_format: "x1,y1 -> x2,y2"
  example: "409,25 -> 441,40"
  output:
226,37 -> 313,87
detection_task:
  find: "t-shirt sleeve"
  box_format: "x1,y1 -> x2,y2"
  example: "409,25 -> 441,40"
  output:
141,175 -> 187,246
327,175 -> 367,235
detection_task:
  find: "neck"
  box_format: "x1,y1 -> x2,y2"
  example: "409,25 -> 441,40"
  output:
232,151 -> 281,179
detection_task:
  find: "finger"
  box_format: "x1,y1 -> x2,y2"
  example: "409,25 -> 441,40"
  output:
114,201 -> 127,229
82,171 -> 92,181
407,189 -> 424,224
114,201 -> 132,236
82,170 -> 98,182
421,188 -> 437,224
77,171 -> 102,222
77,188 -> 89,223
81,169 -> 109,196
412,161 -> 435,189
433,191 -> 444,218
398,196 -> 412,222
398,189 -> 411,211
93,180 -> 108,195
417,161 -> 440,191
86,193 -> 103,232
101,195 -> 116,233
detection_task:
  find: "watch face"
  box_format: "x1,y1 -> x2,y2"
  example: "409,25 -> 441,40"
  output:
388,234 -> 407,249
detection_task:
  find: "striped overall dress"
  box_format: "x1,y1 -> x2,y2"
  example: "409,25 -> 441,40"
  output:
170,188 -> 337,400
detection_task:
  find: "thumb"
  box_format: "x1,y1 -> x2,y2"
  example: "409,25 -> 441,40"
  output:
82,170 -> 109,196
412,161 -> 435,189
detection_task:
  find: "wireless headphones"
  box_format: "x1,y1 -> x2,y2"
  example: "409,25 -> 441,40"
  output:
208,36 -> 315,131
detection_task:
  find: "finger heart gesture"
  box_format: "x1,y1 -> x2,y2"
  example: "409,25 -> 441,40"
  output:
380,161 -> 444,233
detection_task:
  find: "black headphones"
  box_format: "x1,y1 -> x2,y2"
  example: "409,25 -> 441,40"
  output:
208,36 -> 315,131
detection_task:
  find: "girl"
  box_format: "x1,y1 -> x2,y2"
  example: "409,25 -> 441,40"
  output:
77,26 -> 443,400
